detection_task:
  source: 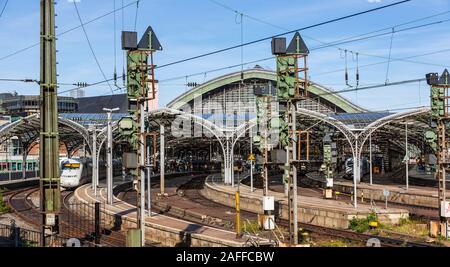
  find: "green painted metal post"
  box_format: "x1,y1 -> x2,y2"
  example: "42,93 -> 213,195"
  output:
122,27 -> 162,247
39,0 -> 60,247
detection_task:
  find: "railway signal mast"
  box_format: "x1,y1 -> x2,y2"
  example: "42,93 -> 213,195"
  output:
427,69 -> 450,239
253,82 -> 275,230
272,32 -> 309,246
322,134 -> 335,199
121,27 -> 162,246
39,0 -> 61,247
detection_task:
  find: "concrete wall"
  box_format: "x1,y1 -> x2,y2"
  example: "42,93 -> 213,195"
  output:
98,210 -> 242,247
334,184 -> 438,208
75,176 -> 249,247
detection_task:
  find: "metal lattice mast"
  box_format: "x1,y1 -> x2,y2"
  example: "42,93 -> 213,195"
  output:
272,32 -> 309,246
39,0 -> 60,247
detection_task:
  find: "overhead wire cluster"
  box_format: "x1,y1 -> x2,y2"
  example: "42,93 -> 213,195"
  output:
73,1 -> 114,99
61,0 -> 413,96
1,0 -> 447,110
0,0 -> 8,19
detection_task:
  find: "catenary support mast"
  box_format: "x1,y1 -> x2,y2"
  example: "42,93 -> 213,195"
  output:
39,0 -> 60,247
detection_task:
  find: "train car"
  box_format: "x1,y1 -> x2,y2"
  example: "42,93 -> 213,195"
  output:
60,157 -> 122,189
344,157 -> 370,179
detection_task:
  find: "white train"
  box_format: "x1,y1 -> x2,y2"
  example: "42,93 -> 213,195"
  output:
344,157 -> 370,179
60,157 -> 122,189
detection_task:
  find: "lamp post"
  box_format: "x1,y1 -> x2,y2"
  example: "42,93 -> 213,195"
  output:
89,124 -> 102,197
103,107 -> 119,205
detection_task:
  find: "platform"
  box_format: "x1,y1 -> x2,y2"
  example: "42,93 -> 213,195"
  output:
74,183 -> 272,247
305,172 -> 448,208
201,174 -> 409,229
408,168 -> 450,188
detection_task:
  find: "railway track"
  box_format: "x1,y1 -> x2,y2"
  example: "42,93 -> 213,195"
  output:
7,187 -> 41,226
60,191 -> 127,247
5,186 -> 127,247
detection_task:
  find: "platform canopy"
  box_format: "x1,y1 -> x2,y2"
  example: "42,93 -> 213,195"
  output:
0,113 -> 90,155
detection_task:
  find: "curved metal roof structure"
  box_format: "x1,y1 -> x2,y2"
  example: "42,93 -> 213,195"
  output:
167,67 -> 367,113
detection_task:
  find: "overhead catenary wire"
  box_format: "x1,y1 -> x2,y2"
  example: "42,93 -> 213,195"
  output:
68,0 -> 412,93
159,20 -> 450,85
156,0 -> 411,69
122,0 -> 126,87
314,47 -> 450,77
12,16 -> 450,98
344,50 -> 352,87
134,0 -> 140,31
37,1 -> 448,102
356,52 -> 360,87
385,27 -> 396,84
73,1 -> 115,98
316,78 -> 426,97
208,0 -> 450,71
30,41 -> 448,97
114,0 -> 117,87
371,105 -> 428,113
0,0 -> 8,19
160,17 -> 450,83
2,0 -> 439,100
77,36 -> 450,95
0,0 -> 449,101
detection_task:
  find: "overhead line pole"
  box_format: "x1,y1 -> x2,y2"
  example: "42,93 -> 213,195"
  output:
39,0 -> 60,247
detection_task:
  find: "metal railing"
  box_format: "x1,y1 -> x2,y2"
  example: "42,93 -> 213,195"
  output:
63,201 -> 103,245
0,222 -> 67,247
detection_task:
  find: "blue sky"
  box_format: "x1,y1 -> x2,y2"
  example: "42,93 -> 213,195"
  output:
0,0 -> 449,111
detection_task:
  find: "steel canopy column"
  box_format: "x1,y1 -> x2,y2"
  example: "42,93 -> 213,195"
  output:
369,134 -> 373,186
224,138 -> 231,185
147,143 -> 151,216
96,140 -> 103,197
107,110 -> 113,204
353,139 -> 359,208
287,101 -> 298,246
139,96 -> 146,246
104,108 -> 119,205
250,135 -> 254,192
91,127 -> 97,196
405,123 -> 409,190
22,144 -> 28,179
160,124 -> 165,195
7,139 -> 11,181
231,139 -> 235,187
